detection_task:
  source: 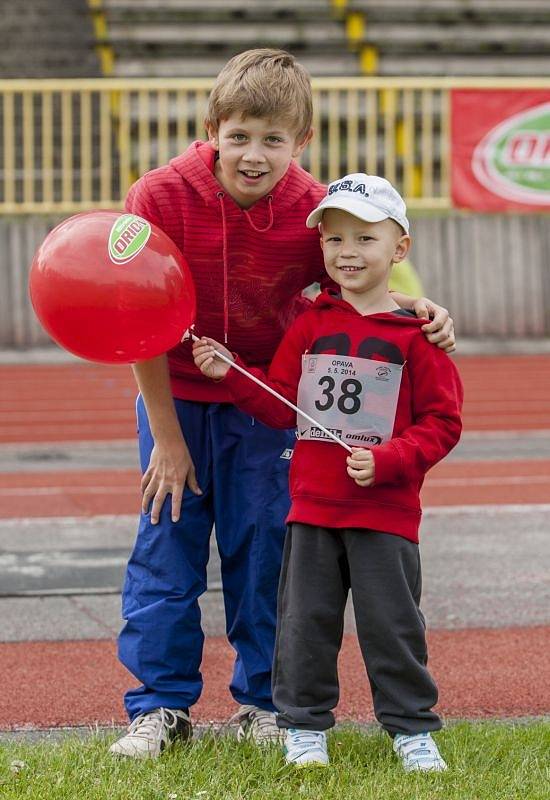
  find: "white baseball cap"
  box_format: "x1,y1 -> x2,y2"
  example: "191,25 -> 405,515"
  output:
306,173 -> 409,234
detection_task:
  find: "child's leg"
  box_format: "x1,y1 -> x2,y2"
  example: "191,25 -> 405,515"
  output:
118,397 -> 214,720
210,405 -> 295,711
345,529 -> 441,737
273,523 -> 349,731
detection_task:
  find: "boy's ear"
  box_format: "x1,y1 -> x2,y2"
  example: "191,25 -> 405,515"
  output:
292,128 -> 314,158
392,235 -> 412,264
205,122 -> 219,150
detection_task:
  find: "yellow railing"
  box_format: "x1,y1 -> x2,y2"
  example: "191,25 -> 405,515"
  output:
1,76 -> 548,214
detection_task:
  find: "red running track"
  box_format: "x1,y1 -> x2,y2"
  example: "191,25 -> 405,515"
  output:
1,355 -> 550,443
1,628 -> 549,729
2,459 -> 550,517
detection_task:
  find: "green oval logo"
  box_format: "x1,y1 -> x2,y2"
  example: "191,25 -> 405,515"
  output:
108,214 -> 152,264
472,102 -> 550,205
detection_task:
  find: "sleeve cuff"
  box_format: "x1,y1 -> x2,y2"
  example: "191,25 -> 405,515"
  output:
221,355 -> 258,400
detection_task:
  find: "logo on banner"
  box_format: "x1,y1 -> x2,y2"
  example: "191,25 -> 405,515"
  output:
472,102 -> 550,205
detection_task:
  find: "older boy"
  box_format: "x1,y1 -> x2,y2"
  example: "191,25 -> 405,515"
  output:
111,50 -> 455,758
193,173 -> 462,771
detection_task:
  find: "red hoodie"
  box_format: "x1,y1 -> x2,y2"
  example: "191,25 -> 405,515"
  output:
223,290 -> 463,542
125,141 -> 327,401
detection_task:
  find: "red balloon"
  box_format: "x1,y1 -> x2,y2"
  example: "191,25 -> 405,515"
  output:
29,210 -> 196,364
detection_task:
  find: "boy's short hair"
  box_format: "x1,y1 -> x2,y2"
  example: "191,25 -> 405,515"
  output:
205,49 -> 313,141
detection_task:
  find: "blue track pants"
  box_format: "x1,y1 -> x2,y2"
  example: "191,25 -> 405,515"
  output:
118,396 -> 294,720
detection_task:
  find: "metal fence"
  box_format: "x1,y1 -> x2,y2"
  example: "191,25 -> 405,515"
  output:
2,76 -> 549,214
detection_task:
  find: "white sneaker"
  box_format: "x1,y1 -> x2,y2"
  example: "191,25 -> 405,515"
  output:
232,704 -> 284,745
393,732 -> 447,772
109,708 -> 192,759
284,728 -> 329,767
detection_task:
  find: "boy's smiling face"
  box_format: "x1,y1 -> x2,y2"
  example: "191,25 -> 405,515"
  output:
320,209 -> 410,299
207,114 -> 312,208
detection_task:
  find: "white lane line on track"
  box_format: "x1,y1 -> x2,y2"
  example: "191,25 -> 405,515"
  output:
0,514 -> 136,526
0,487 -> 136,496
423,503 -> 550,515
3,473 -> 550,497
461,428 -> 550,439
0,439 -> 136,451
427,475 -> 550,487
2,506 -> 550,524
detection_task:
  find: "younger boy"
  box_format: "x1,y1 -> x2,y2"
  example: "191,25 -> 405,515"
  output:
193,174 -> 463,771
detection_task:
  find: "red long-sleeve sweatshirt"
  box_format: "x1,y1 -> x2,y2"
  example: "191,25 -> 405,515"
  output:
125,140 -> 327,401
223,290 -> 463,542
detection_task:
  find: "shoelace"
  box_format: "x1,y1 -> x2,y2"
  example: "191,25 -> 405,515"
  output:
128,708 -> 176,741
395,734 -> 440,763
228,705 -> 277,734
246,707 -> 279,736
287,729 -> 326,751
225,704 -> 281,742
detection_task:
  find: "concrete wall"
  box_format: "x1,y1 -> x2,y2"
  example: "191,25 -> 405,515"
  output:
411,214 -> 550,338
1,212 -> 549,349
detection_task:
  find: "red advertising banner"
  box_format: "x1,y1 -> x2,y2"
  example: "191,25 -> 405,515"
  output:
451,89 -> 550,211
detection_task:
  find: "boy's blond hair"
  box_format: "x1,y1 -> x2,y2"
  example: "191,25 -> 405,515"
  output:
205,49 -> 313,142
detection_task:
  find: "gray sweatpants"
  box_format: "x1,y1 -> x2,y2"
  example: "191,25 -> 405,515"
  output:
273,523 -> 442,736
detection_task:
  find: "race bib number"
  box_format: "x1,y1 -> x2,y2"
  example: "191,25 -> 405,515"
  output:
297,353 -> 403,446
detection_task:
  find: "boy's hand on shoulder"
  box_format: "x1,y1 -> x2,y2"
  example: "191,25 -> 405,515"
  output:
413,297 -> 456,353
192,336 -> 234,381
346,447 -> 375,487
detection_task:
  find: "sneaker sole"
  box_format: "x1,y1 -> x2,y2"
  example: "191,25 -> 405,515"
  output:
109,730 -> 192,760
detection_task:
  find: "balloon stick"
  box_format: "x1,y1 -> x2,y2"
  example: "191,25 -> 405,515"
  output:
190,333 -> 353,454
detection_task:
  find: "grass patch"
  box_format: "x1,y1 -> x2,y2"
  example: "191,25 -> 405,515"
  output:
0,721 -> 548,799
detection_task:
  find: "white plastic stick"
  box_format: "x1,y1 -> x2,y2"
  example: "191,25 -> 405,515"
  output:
191,334 -> 353,453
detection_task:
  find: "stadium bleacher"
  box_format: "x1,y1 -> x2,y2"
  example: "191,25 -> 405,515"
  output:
101,0 -> 357,77
0,0 -> 101,78
99,0 -> 550,79
346,0 -> 550,76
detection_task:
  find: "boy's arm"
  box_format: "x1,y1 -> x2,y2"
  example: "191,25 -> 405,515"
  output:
125,176 -> 198,524
222,321 -> 309,429
132,355 -> 202,525
369,337 -> 463,486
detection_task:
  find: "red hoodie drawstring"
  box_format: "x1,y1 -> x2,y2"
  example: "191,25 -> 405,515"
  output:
217,192 -> 275,344
216,192 -> 230,344
244,195 -> 274,233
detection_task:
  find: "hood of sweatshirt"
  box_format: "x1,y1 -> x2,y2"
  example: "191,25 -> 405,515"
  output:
311,288 -> 427,329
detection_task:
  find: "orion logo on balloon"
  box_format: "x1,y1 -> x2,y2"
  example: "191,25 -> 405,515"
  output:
108,214 -> 152,264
